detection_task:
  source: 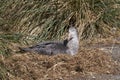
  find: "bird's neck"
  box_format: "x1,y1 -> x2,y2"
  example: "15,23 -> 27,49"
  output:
67,34 -> 79,55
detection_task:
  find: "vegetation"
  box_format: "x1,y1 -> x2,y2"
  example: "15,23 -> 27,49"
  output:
0,0 -> 119,51
0,0 -> 120,40
0,0 -> 120,79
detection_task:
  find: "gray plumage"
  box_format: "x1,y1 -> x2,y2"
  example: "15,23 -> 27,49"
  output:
19,39 -> 69,55
19,27 -> 79,55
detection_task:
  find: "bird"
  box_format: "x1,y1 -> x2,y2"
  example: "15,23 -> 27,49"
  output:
66,26 -> 79,55
19,26 -> 79,55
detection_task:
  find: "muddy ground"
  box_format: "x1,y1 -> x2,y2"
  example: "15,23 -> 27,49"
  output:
0,37 -> 120,80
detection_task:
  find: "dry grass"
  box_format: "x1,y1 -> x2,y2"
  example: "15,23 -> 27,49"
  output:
0,0 -> 119,41
0,48 -> 119,80
0,0 -> 120,79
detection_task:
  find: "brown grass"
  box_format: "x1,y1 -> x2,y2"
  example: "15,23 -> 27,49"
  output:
0,48 -> 118,80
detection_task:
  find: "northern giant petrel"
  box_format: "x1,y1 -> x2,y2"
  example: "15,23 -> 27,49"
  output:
19,26 -> 79,55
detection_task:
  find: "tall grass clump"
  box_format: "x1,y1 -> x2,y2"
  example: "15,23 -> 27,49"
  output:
0,0 -> 119,42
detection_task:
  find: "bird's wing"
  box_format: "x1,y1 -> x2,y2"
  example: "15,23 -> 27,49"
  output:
30,41 -> 58,48
29,42 -> 60,54
19,41 -> 67,55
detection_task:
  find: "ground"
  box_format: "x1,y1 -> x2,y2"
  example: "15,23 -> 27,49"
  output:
0,37 -> 120,80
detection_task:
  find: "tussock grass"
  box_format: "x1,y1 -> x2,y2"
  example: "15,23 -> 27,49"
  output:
0,0 -> 119,62
0,0 -> 119,41
0,0 -> 120,79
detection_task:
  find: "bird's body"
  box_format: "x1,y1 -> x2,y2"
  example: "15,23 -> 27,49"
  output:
19,40 -> 69,55
19,27 -> 79,55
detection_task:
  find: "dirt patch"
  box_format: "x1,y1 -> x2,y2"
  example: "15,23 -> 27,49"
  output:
0,48 -> 119,80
